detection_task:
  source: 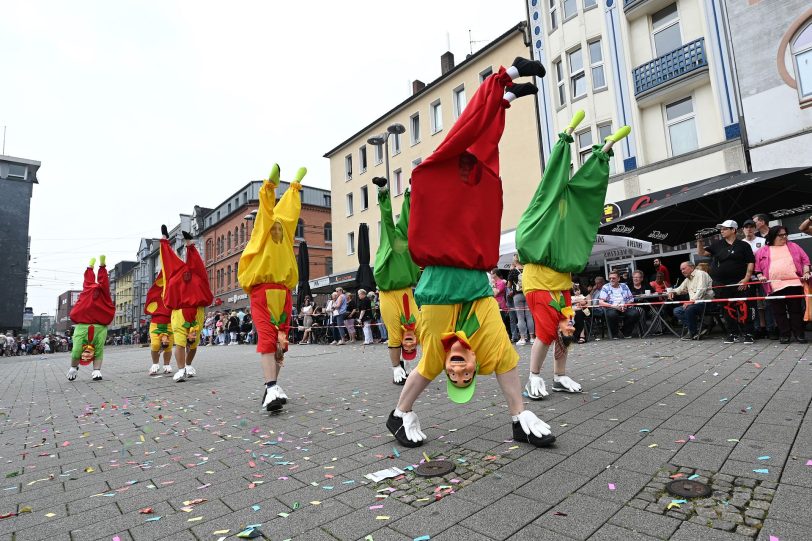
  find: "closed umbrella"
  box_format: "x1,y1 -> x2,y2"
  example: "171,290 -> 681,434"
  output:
296,241 -> 312,312
356,223 -> 376,291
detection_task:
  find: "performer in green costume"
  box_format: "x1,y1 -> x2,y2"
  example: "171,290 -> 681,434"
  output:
372,176 -> 422,384
516,110 -> 630,399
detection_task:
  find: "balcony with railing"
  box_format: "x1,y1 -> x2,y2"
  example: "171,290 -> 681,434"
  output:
632,38 -> 708,99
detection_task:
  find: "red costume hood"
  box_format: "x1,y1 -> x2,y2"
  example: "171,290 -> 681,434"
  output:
160,239 -> 214,309
144,270 -> 172,323
69,265 -> 115,325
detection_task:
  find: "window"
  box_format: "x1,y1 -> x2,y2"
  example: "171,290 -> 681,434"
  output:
549,0 -> 558,31
598,123 -> 616,175
243,192 -> 247,204
453,85 -> 467,118
359,145 -> 367,173
323,194 -> 331,206
651,3 -> 681,57
410,113 -> 421,145
344,154 -> 353,180
206,239 -> 213,261
554,59 -> 566,106
296,218 -> 305,239
391,132 -> 402,155
227,232 -> 232,251
347,232 -> 355,255
577,130 -> 593,165
563,0 -> 576,20
324,222 -> 332,242
394,169 -> 403,196
234,262 -> 239,285
325,256 -> 333,275
589,39 -> 606,90
479,66 -> 493,82
568,48 -> 586,99
7,164 -> 26,179
234,226 -> 238,247
226,265 -> 231,287
430,100 -> 443,133
346,192 -> 354,216
360,185 -> 369,210
584,0 -> 597,9
792,22 -> 812,101
227,203 -> 231,213
239,223 -> 245,245
412,157 -> 422,169
665,97 -> 698,156
373,143 -> 383,164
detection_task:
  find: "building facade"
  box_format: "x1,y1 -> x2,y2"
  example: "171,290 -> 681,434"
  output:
724,0 -> 812,172
55,290 -> 80,334
111,261 -> 137,334
0,155 -> 40,330
324,24 -> 542,279
201,180 -> 332,312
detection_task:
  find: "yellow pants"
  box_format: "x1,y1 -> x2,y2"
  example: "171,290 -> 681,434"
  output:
415,297 -> 518,381
171,307 -> 205,350
149,322 -> 175,352
379,287 -> 419,348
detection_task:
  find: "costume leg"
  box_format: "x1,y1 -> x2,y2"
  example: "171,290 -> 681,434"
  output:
496,367 -> 556,446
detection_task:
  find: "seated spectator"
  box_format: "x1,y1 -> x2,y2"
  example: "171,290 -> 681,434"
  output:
571,283 -> 589,344
652,258 -> 671,284
649,271 -> 671,293
669,261 -> 714,340
628,270 -> 646,296
599,271 -> 641,338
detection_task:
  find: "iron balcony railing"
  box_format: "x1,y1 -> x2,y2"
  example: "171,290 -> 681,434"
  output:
632,38 -> 708,96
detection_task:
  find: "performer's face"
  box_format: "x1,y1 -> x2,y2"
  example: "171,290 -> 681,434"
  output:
80,348 -> 94,363
558,319 -> 575,347
159,334 -> 170,350
187,329 -> 198,345
271,221 -> 284,243
444,341 -> 476,387
402,329 -> 417,352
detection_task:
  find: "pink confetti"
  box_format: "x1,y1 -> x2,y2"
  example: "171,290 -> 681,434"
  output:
369,505 -> 384,509
754,362 -> 762,368
769,536 -> 779,541
806,460 -> 812,466
248,461 -> 256,468
608,483 -> 616,491
113,537 -> 121,541
688,435 -> 696,440
61,441 -> 70,447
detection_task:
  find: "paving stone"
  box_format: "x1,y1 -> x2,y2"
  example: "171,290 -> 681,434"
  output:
533,493 -> 623,540
608,506 -> 681,538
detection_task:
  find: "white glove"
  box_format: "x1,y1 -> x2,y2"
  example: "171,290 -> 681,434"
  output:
555,375 -> 582,392
393,365 -> 407,383
516,410 -> 552,438
400,411 -> 427,443
526,373 -> 549,399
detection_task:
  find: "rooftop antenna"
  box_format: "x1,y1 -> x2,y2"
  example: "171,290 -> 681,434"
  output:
468,29 -> 489,56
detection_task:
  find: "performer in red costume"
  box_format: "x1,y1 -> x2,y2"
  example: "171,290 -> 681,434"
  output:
67,256 -> 115,381
145,270 -> 174,376
159,225 -> 214,382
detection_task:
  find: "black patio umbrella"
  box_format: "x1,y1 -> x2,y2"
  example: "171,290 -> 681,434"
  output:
356,223 -> 376,292
599,167 -> 812,246
296,241 -> 312,312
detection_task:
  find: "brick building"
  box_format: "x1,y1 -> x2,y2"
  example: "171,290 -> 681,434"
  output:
200,181 -> 332,312
55,290 -> 81,334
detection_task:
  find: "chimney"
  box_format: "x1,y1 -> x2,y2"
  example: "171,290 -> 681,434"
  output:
440,51 -> 455,75
412,79 -> 426,95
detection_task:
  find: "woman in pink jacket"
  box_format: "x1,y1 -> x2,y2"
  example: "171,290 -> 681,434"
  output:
754,225 -> 812,344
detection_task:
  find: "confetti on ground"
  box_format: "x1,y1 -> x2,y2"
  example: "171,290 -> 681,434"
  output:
138,508 -> 153,514
553,511 -> 568,516
806,460 -> 812,466
375,515 -> 390,520
212,530 -> 230,535
310,501 -> 321,505
45,513 -> 56,517
648,444 -> 658,448
145,516 -> 161,522
675,391 -> 686,396
252,505 -> 261,511
758,456 -> 770,460
608,483 -> 616,491
414,537 -> 431,541
188,516 -> 203,522
639,429 -> 650,433
753,469 -> 769,474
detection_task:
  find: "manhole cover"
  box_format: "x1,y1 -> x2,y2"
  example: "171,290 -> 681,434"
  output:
415,460 -> 455,477
666,479 -> 711,498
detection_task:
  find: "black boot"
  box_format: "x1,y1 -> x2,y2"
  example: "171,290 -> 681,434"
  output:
372,176 -> 387,188
512,57 -> 546,78
508,83 -> 539,99
386,410 -> 423,448
182,230 -> 193,240
161,224 -> 169,238
512,422 -> 556,448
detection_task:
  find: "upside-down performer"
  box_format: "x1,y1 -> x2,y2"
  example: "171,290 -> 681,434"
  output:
385,57 -> 557,449
145,270 -> 174,376
159,226 -> 213,382
238,164 -> 306,411
371,175 -> 421,385
515,110 -> 630,399
67,256 -> 115,381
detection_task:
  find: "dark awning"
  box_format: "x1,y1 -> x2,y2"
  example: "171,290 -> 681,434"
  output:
599,167 -> 812,246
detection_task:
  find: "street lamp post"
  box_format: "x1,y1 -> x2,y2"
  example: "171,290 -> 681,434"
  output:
367,123 -> 406,189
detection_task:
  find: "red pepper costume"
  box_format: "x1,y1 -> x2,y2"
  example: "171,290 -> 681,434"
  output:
70,265 -> 115,325
159,239 -> 213,310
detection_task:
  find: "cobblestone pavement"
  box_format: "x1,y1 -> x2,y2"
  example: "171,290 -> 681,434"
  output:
1,336 -> 810,541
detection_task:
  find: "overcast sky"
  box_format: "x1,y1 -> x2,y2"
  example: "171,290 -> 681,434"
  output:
1,1 -> 526,316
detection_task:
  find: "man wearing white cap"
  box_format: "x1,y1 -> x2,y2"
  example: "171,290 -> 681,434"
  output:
696,219 -> 756,344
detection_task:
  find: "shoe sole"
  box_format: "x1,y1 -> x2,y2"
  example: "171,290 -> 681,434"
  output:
92,377 -> 102,381
552,387 -> 582,393
393,379 -> 406,386
526,393 -> 546,401
513,429 -> 557,448
265,400 -> 284,412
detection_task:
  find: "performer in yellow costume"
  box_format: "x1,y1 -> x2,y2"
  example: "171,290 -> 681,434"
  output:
144,270 -> 174,376
238,164 -> 306,411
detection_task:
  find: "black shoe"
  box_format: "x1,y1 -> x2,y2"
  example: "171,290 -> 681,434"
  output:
508,82 -> 539,99
161,224 -> 169,238
511,422 -> 556,448
779,336 -> 791,344
512,57 -> 546,78
769,329 -> 779,340
724,334 -> 739,344
797,336 -> 807,344
372,176 -> 387,188
743,334 -> 755,344
386,410 -> 423,448
182,230 -> 193,240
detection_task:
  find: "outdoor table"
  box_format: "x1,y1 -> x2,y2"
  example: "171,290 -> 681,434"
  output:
635,293 -> 681,338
